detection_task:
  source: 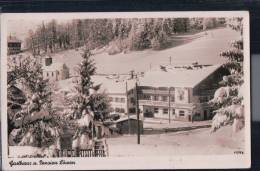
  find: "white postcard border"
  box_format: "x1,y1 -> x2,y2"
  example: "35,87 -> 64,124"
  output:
1,11 -> 251,170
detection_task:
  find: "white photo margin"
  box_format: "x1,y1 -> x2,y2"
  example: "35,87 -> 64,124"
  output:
1,11 -> 251,170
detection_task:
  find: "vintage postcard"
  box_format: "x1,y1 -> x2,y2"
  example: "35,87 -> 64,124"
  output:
1,11 -> 250,170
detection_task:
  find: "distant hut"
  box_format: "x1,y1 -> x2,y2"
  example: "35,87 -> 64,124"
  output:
114,116 -> 143,134
42,56 -> 70,82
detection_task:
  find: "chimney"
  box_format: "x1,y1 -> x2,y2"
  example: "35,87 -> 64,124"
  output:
45,56 -> 52,66
130,70 -> 134,79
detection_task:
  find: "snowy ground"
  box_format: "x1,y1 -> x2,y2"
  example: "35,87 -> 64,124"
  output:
50,27 -> 240,75
8,126 -> 245,158
143,117 -> 211,129
106,126 -> 245,157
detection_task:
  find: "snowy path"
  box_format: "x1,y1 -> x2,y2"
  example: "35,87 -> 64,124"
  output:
51,27 -> 240,75
143,118 -> 211,134
143,118 -> 211,129
107,126 -> 245,157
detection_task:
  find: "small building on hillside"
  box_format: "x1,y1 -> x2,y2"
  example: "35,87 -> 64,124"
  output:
42,57 -> 70,82
137,64 -> 229,121
7,35 -> 22,55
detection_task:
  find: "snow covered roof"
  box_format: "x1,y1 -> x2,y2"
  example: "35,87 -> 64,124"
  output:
92,75 -> 136,94
139,64 -> 222,88
42,62 -> 67,72
8,36 -> 22,43
114,115 -> 141,123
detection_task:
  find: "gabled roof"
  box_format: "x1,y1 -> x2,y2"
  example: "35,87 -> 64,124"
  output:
139,64 -> 222,88
92,75 -> 136,94
42,62 -> 67,72
8,36 -> 22,43
114,115 -> 141,123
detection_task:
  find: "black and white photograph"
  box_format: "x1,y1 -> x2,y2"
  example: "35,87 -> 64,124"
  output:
1,12 -> 250,170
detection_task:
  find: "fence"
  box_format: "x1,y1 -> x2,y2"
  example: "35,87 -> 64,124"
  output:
56,149 -> 106,157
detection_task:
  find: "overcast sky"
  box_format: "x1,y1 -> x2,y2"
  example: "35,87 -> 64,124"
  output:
7,20 -> 43,42
7,19 -> 72,44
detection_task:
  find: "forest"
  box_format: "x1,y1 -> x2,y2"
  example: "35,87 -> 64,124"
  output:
25,17 -> 225,55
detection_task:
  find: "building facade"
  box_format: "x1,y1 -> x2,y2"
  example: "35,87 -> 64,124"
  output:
92,75 -> 136,116
42,57 -> 70,82
108,94 -> 128,114
83,64 -> 228,122
7,36 -> 22,55
136,64 -> 229,121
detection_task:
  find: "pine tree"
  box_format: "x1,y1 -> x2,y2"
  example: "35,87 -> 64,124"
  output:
72,49 -> 96,119
69,49 -> 112,150
209,18 -> 244,133
8,56 -> 60,149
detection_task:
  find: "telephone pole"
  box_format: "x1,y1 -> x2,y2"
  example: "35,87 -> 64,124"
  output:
126,81 -> 131,134
168,87 -> 171,124
135,82 -> 140,144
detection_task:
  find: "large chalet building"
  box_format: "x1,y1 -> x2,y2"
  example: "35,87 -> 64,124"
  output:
136,64 -> 229,121
74,63 -> 228,122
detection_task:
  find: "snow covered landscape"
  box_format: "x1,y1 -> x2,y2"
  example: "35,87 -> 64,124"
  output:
107,126 -> 244,157
50,27 -> 239,75
6,17 -> 246,159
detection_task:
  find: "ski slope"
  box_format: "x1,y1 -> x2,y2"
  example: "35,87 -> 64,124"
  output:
51,27 -> 240,75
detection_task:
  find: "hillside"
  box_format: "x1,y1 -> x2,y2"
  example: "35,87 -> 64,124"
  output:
49,27 -> 240,75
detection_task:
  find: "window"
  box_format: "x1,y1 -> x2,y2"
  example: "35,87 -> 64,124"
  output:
120,98 -> 125,103
130,97 -> 135,104
195,113 -> 201,117
140,94 -> 151,100
57,71 -> 59,75
52,72 -> 54,77
199,96 -> 208,103
163,108 -> 168,114
129,108 -> 136,113
179,110 -> 185,116
172,109 -> 175,115
108,97 -> 113,102
115,108 -> 120,113
154,108 -> 159,113
171,96 -> 175,102
153,95 -> 159,101
115,97 -> 119,102
162,96 -> 168,102
204,110 -> 208,120
115,108 -> 125,113
46,72 -> 49,77
177,89 -> 185,101
120,108 -> 125,113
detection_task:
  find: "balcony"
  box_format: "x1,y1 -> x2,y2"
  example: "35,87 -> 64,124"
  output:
139,100 -> 194,109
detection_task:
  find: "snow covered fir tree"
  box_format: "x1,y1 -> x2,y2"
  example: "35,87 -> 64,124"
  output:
8,56 -> 62,157
210,18 -> 245,133
69,48 -> 110,151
